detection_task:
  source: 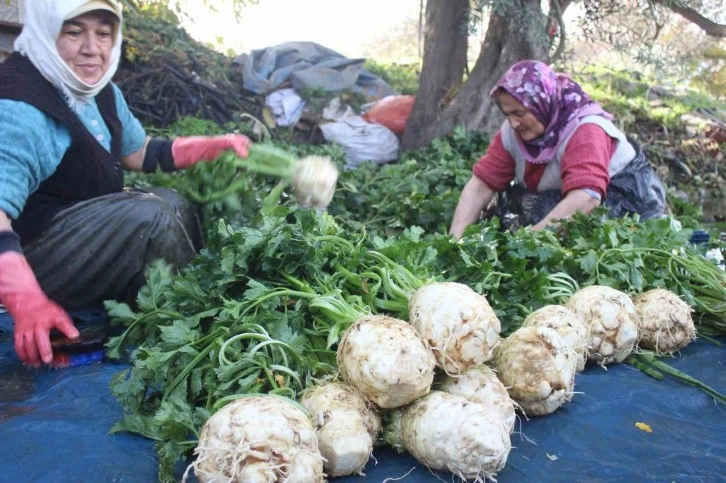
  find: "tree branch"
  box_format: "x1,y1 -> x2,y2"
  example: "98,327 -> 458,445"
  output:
547,0 -> 574,62
651,0 -> 726,37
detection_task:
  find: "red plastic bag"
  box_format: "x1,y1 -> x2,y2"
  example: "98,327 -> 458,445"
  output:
362,95 -> 415,136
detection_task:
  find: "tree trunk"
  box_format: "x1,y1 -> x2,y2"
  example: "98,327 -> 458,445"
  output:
402,0 -> 551,152
400,0 -> 469,152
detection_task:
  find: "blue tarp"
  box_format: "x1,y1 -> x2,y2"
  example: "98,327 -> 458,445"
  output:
1,311 -> 724,482
233,41 -> 397,99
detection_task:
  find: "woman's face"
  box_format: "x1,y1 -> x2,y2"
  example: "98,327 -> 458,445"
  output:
56,11 -> 116,85
496,91 -> 545,142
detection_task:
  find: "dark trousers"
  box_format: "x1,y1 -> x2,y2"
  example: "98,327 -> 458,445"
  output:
22,187 -> 202,309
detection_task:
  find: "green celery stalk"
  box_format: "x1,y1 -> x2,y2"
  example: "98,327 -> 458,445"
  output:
221,144 -> 299,181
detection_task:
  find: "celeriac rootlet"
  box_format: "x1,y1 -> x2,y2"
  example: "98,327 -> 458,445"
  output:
493,326 -> 578,417
300,381 -> 381,477
384,391 -> 511,482
336,314 -> 436,409
409,282 -> 501,375
566,285 -> 639,366
439,364 -> 517,434
634,288 -> 696,354
522,304 -> 591,372
188,394 -> 324,483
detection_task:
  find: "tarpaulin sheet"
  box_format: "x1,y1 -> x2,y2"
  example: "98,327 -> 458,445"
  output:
233,41 -> 397,99
0,314 -> 723,482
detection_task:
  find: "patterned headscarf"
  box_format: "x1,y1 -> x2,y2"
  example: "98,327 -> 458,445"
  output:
14,0 -> 123,112
490,60 -> 612,163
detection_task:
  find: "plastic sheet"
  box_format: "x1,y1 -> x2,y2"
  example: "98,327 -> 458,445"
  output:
0,326 -> 723,482
604,146 -> 667,220
362,95 -> 416,136
233,41 -> 396,99
320,115 -> 400,169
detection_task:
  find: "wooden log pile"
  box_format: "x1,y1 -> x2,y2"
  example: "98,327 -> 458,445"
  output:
115,59 -> 259,127
113,5 -> 259,128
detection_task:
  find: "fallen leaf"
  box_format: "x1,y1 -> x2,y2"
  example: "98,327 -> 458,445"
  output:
635,422 -> 653,433
274,374 -> 286,387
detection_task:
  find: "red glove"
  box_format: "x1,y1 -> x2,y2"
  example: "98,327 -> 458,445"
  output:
0,251 -> 78,366
171,134 -> 251,170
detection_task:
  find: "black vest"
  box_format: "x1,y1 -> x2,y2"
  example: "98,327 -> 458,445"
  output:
0,53 -> 124,244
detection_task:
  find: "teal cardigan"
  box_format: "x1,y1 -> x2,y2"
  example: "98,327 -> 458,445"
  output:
0,83 -> 146,219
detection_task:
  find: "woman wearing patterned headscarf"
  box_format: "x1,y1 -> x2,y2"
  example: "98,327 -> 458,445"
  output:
449,60 -> 665,239
0,1 -> 255,367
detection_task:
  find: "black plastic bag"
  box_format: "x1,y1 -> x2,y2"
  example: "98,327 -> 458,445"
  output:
603,143 -> 666,219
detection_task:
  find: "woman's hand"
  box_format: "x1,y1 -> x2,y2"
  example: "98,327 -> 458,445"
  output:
0,250 -> 78,366
449,176 -> 497,240
531,189 -> 600,230
171,134 -> 251,170
121,134 -> 253,174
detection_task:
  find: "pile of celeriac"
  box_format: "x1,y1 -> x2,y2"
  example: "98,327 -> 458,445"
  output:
187,282 -> 696,482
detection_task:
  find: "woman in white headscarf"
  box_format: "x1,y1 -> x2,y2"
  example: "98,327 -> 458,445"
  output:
0,1 -> 253,367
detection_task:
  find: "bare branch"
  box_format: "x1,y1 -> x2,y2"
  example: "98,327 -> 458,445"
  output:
651,0 -> 726,37
548,0 -> 574,62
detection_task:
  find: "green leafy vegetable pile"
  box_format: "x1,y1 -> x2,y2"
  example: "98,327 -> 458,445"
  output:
109,126 -> 724,480
106,202 -> 725,479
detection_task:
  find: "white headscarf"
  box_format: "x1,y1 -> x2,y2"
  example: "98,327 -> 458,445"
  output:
14,0 -> 124,112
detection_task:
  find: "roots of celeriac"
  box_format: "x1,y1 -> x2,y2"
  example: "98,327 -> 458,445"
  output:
188,395 -> 325,483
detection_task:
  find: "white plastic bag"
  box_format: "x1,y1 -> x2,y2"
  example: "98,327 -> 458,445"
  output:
264,88 -> 305,127
320,115 -> 399,169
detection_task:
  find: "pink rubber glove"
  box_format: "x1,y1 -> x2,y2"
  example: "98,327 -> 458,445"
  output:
171,134 -> 251,170
0,251 -> 78,367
